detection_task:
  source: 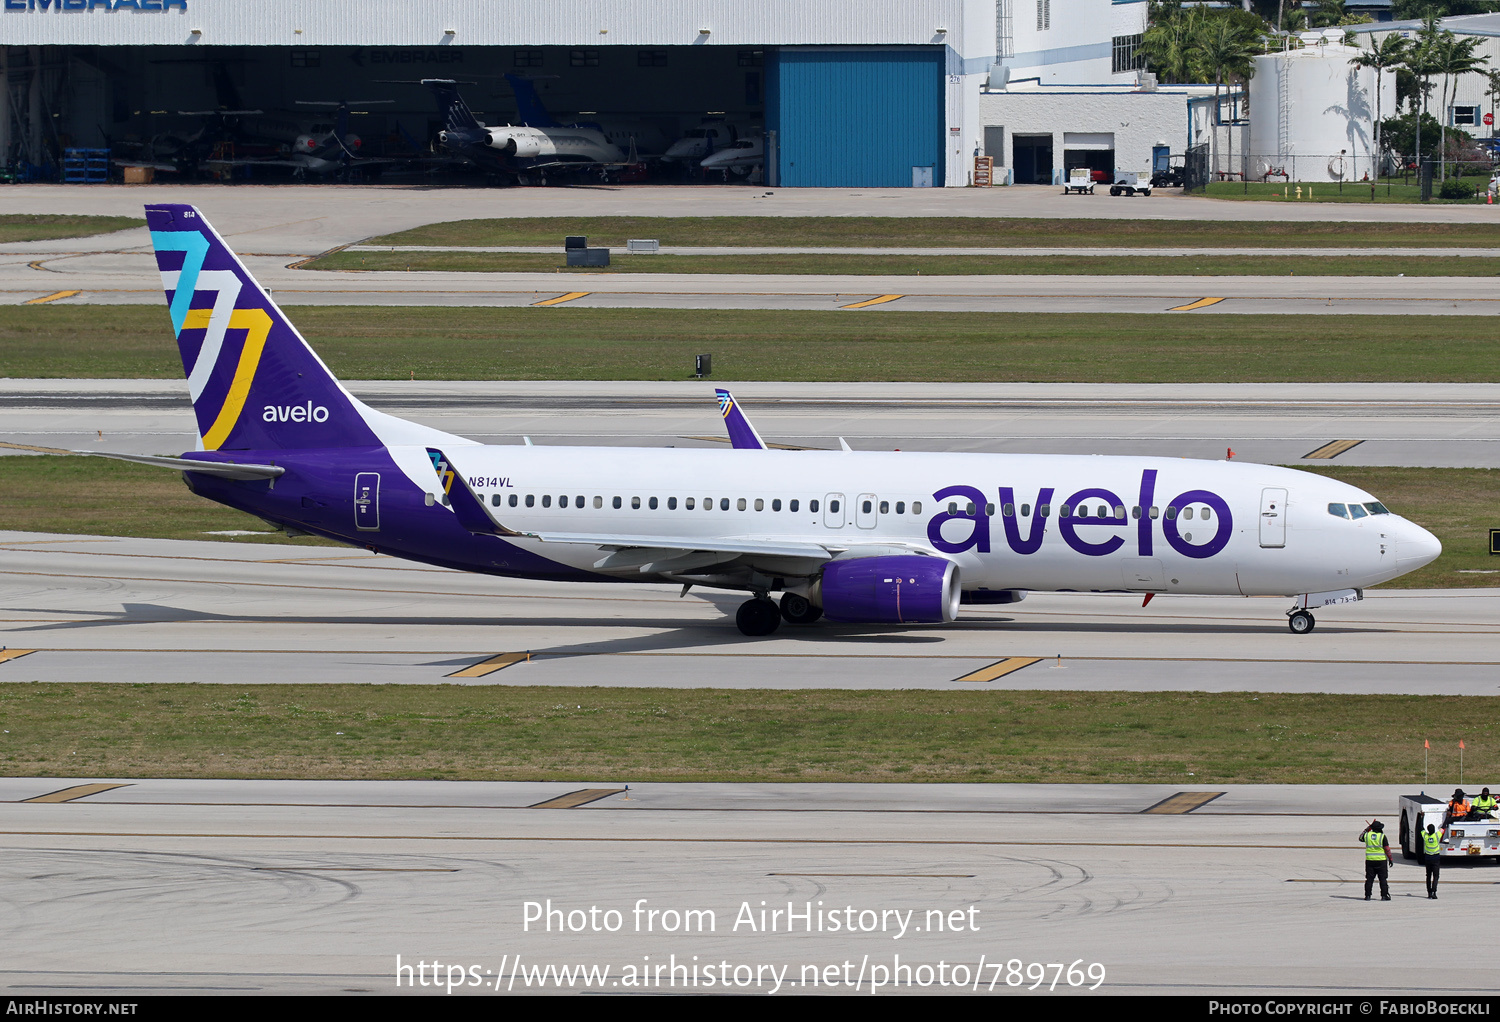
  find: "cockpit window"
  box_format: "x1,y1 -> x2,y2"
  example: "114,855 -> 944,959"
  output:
1348,504 -> 1368,519
1364,502 -> 1389,515
1328,503 -> 1349,519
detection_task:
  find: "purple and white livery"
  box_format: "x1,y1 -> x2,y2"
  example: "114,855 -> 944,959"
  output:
140,204 -> 1441,636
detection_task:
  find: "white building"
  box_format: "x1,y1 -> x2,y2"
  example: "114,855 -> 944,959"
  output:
1349,13 -> 1500,136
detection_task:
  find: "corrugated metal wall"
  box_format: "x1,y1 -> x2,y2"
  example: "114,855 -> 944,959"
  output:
770,48 -> 944,187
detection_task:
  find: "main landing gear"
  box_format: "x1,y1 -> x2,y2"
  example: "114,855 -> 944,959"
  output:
735,593 -> 825,636
1287,610 -> 1316,635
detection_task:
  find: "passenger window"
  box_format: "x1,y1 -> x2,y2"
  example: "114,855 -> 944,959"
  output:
668,497 -> 677,510
862,500 -> 872,514
773,499 -> 782,511
831,500 -> 841,513
559,495 -> 568,508
1060,504 -> 1072,517
704,498 -> 713,511
1149,506 -> 1159,519
593,496 -> 603,509
612,496 -> 622,509
1201,507 -> 1212,520
896,501 -> 905,514
1002,503 -> 1015,517
948,502 -> 958,514
542,495 -> 551,508
791,499 -> 800,512
1183,507 -> 1194,520
1328,503 -> 1349,519
525,494 -> 535,508
721,498 -> 731,511
879,500 -> 888,514
755,499 -> 764,511
649,497 -> 658,510
1349,504 -> 1368,519
685,497 -> 695,510
1113,505 -> 1125,518
632,497 -> 641,509
1131,506 -> 1140,520
964,502 -> 975,516
1038,504 -> 1049,517
1021,503 -> 1030,517
810,499 -> 819,513
737,498 -> 747,511
491,494 -> 501,507
1166,506 -> 1178,519
509,494 -> 519,508
985,503 -> 995,517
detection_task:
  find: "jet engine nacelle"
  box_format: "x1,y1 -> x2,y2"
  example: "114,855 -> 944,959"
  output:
487,128 -> 544,157
817,555 -> 960,625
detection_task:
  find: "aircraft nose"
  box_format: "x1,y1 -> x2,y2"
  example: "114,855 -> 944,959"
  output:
1396,520 -> 1442,571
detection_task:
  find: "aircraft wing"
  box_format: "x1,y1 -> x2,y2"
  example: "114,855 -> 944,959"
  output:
0,442 -> 285,480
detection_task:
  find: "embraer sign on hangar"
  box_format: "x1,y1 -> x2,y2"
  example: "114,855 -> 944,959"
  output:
4,1 -> 187,10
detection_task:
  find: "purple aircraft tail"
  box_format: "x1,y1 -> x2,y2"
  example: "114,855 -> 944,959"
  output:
145,203 -> 382,451
715,389 -> 768,450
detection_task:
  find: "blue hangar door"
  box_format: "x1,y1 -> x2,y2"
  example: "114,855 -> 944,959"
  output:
769,49 -> 945,187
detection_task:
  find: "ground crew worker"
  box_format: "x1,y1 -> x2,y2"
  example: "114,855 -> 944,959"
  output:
1474,789 -> 1498,817
1448,789 -> 1471,823
1360,820 -> 1391,900
1424,824 -> 1443,899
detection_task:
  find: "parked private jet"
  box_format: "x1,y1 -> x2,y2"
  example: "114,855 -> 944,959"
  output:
122,204 -> 1439,637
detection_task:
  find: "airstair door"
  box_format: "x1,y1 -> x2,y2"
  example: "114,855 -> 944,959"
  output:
1259,487 -> 1287,548
354,472 -> 381,531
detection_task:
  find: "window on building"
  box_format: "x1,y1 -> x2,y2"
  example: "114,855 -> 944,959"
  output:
1037,0 -> 1051,31
738,49 -> 764,67
570,49 -> 600,68
638,50 -> 668,68
514,49 -> 544,68
1112,34 -> 1144,75
1451,105 -> 1480,126
290,50 -> 320,68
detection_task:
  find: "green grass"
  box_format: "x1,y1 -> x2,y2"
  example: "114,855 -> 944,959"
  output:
1290,467 -> 1500,589
1204,180 -> 1482,204
0,456 -> 337,545
363,215 -> 1500,249
312,250 -> 1500,276
1,456 -> 1492,590
0,684 -> 1493,783
0,214 -> 143,243
6,305 -> 1500,383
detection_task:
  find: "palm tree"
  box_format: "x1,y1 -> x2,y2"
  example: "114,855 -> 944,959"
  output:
1193,16 -> 1261,177
1350,33 -> 1409,176
1406,14 -> 1445,178
1432,32 -> 1489,179
1140,5 -> 1204,84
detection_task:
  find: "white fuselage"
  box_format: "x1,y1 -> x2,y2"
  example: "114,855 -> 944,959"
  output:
429,446 -> 1440,596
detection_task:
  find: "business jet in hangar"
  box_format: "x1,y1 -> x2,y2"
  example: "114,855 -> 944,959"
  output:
98,204 -> 1440,637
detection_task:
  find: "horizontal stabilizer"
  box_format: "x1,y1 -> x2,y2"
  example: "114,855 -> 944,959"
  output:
0,441 -> 283,480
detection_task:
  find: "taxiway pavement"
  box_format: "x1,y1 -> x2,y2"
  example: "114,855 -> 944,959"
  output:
0,777 -> 1489,996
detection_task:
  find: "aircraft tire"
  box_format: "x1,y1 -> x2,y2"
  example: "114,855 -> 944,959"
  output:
1287,610 -> 1315,635
736,598 -> 782,637
780,593 -> 823,625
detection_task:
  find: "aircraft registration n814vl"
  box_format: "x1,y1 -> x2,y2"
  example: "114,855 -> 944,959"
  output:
124,203 -> 1440,637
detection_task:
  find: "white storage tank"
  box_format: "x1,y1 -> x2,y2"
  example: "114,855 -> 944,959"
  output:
1248,31 -> 1394,183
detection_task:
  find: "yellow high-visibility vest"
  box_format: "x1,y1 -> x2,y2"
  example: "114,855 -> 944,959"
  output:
1424,830 -> 1443,856
1366,831 -> 1387,860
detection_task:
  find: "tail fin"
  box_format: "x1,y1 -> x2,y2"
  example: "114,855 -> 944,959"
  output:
145,203 -> 384,452
715,389 -> 768,450
422,79 -> 483,132
503,74 -> 559,128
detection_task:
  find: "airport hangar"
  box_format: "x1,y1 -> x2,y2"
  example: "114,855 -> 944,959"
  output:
4,0 -> 1150,188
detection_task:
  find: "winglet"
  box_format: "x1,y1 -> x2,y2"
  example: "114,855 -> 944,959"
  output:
426,448 -> 526,537
715,389 -> 768,450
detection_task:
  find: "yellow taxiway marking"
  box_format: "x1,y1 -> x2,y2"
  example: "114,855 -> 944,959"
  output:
531,291 -> 591,307
23,290 -> 81,305
446,651 -> 530,678
1304,439 -> 1365,460
1141,791 -> 1226,814
952,656 -> 1044,683
0,649 -> 37,665
841,294 -> 903,309
21,782 -> 132,804
529,788 -> 626,809
1167,297 -> 1226,311
680,436 -> 819,451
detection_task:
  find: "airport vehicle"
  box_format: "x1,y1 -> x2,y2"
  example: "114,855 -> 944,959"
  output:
125,204 -> 1440,637
1109,172 -> 1153,197
1398,794 -> 1500,863
1062,169 -> 1096,195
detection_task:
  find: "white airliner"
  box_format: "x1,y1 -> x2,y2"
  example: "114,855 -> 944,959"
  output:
131,203 -> 1440,637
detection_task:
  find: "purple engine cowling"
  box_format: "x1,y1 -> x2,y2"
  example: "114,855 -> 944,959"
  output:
818,555 -> 961,624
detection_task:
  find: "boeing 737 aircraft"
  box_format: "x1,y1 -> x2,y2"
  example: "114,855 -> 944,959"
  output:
127,204 -> 1440,636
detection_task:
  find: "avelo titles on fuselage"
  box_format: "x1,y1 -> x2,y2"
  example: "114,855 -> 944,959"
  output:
138,204 -> 1441,637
